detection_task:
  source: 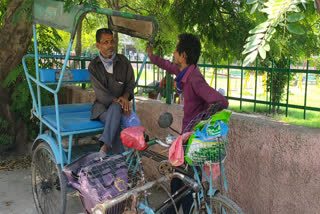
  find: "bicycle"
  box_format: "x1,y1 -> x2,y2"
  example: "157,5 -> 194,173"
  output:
91,102 -> 245,214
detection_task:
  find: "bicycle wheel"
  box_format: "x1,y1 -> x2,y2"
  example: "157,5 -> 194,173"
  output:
32,142 -> 67,214
190,192 -> 244,214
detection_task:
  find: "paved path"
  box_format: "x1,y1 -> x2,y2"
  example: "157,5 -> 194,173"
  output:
0,167 -> 174,214
0,168 -> 85,214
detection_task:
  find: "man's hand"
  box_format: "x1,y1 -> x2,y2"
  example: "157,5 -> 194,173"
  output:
113,92 -> 131,115
117,96 -> 130,112
146,43 -> 153,57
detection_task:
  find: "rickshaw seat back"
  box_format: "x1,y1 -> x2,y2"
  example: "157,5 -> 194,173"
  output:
40,69 -> 90,83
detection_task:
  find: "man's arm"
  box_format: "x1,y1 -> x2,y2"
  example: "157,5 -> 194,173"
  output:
89,64 -> 115,107
147,43 -> 180,76
123,59 -> 135,101
191,75 -> 229,111
116,58 -> 135,114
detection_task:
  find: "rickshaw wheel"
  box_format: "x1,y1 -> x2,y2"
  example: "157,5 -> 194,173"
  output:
31,142 -> 67,214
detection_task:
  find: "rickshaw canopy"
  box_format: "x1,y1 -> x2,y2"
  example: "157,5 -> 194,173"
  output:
33,0 -> 158,42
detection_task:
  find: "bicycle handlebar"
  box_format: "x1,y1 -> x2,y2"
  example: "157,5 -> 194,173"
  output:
155,139 -> 170,147
92,172 -> 201,214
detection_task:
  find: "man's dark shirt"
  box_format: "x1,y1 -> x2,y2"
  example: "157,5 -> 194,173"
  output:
89,54 -> 135,120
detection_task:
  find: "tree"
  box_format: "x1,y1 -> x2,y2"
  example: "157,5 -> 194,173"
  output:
169,0 -> 255,61
0,0 -> 63,152
243,0 -> 320,66
0,0 -> 33,152
242,0 -> 320,113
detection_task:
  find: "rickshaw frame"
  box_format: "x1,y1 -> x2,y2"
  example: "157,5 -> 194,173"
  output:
22,0 -> 158,167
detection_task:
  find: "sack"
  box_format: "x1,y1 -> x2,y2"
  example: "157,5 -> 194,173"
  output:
63,153 -> 128,213
121,110 -> 141,128
120,126 -> 147,151
185,110 -> 232,166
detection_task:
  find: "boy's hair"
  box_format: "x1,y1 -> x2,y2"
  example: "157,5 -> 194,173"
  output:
176,33 -> 201,65
96,28 -> 113,43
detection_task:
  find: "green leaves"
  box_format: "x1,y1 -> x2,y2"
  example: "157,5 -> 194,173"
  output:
286,23 -> 305,34
247,0 -> 265,14
243,0 -> 310,66
243,20 -> 273,65
287,13 -> 305,22
250,3 -> 259,14
247,0 -> 258,5
243,50 -> 258,66
249,21 -> 270,34
258,46 -> 266,59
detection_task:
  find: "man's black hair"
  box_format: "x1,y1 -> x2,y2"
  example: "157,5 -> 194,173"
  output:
176,33 -> 201,65
96,28 -> 113,43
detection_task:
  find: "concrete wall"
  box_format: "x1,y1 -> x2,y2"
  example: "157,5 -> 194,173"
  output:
62,86 -> 320,214
134,98 -> 320,214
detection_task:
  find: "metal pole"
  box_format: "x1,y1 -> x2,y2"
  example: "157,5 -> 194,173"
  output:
304,60 -> 309,119
254,58 -> 258,112
285,58 -> 290,117
240,60 -> 244,110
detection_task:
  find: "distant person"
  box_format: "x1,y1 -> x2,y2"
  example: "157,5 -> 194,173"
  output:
89,28 -> 135,154
146,33 -> 228,213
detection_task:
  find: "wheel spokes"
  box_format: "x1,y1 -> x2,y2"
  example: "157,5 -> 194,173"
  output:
32,145 -> 64,214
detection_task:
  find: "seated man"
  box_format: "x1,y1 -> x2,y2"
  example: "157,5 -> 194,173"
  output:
89,28 -> 135,154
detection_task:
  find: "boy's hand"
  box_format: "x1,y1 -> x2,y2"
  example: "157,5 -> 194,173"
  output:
146,43 -> 153,56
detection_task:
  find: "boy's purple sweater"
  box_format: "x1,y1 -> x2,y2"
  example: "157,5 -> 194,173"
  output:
150,54 -> 229,132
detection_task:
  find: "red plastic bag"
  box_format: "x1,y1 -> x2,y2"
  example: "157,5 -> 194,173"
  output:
168,132 -> 193,166
120,126 -> 147,151
203,164 -> 220,181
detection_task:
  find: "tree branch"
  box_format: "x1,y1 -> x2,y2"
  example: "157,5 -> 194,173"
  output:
119,3 -> 150,14
105,0 -> 113,8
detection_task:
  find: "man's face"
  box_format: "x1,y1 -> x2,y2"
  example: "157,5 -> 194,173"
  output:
96,33 -> 114,58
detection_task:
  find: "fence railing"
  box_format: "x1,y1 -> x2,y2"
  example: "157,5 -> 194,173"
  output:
130,57 -> 320,119
45,55 -> 320,119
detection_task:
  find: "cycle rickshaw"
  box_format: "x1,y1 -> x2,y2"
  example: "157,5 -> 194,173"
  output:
23,0 -> 244,213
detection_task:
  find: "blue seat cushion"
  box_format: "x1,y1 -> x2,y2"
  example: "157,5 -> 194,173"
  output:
42,103 -> 93,115
43,111 -> 104,132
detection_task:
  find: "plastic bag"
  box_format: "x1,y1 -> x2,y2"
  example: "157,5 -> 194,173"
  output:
121,110 -> 141,128
168,132 -> 193,166
120,126 -> 147,151
203,164 -> 220,181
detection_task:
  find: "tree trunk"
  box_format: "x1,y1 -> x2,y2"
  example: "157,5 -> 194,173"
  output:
75,15 -> 84,57
0,0 -> 33,152
113,32 -> 119,53
105,0 -> 120,53
73,15 -> 84,68
315,0 -> 320,15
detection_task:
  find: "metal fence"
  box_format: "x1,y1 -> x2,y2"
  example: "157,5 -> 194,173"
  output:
130,57 -> 320,119
49,55 -> 320,119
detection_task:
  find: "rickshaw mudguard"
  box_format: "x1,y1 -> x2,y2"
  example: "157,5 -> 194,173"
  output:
32,134 -> 68,165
